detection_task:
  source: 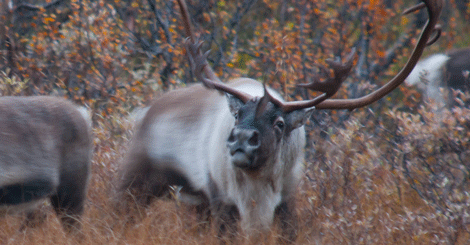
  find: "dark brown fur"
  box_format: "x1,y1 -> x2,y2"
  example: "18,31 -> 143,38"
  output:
445,47 -> 470,91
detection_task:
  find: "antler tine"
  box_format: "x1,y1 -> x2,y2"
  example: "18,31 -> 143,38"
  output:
426,25 -> 441,46
403,2 -> 442,47
273,48 -> 356,113
299,48 -> 356,96
402,2 -> 426,15
315,0 -> 443,110
177,0 -> 253,104
185,38 -> 216,88
176,0 -> 197,44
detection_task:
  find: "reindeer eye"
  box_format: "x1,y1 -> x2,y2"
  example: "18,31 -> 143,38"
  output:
274,118 -> 285,130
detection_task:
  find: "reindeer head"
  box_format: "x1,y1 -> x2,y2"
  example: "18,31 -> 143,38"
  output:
224,93 -> 313,170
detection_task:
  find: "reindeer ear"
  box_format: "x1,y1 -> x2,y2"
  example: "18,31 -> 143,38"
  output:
285,107 -> 315,130
226,94 -> 245,117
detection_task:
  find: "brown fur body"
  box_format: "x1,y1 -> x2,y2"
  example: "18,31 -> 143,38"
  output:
0,96 -> 93,231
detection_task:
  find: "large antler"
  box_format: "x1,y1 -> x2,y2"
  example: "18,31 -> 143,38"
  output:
315,0 -> 443,110
177,0 -> 443,112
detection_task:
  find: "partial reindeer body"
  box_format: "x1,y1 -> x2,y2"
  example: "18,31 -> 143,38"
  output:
0,96 -> 92,231
406,47 -> 470,102
446,48 -> 470,91
118,78 -> 305,233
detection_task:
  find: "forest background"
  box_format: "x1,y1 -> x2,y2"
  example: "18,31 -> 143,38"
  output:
1,0 -> 470,244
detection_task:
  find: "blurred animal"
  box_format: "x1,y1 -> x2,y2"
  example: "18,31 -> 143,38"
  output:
406,47 -> 470,102
0,96 -> 93,232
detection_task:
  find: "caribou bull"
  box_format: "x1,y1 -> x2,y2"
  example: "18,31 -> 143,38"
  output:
116,0 -> 442,240
0,96 -> 92,231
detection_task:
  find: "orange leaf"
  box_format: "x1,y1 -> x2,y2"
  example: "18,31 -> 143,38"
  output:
376,49 -> 385,58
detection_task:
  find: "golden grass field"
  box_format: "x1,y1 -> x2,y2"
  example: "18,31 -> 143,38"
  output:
1,100 -> 470,244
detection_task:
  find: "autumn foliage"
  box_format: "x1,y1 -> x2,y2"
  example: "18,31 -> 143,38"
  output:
1,0 -> 470,244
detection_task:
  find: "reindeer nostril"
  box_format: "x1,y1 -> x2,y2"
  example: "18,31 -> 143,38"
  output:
227,129 -> 236,143
248,131 -> 259,147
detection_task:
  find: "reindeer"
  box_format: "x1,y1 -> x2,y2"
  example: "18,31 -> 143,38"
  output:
115,0 -> 442,241
0,96 -> 93,232
406,47 -> 470,102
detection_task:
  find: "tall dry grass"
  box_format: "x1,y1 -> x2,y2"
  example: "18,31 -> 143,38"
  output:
1,94 -> 470,244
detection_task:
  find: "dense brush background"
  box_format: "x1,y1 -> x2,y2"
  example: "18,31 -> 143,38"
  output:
1,0 -> 470,244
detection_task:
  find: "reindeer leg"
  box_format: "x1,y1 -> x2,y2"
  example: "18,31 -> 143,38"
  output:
50,176 -> 87,232
19,210 -> 47,231
275,199 -> 298,244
